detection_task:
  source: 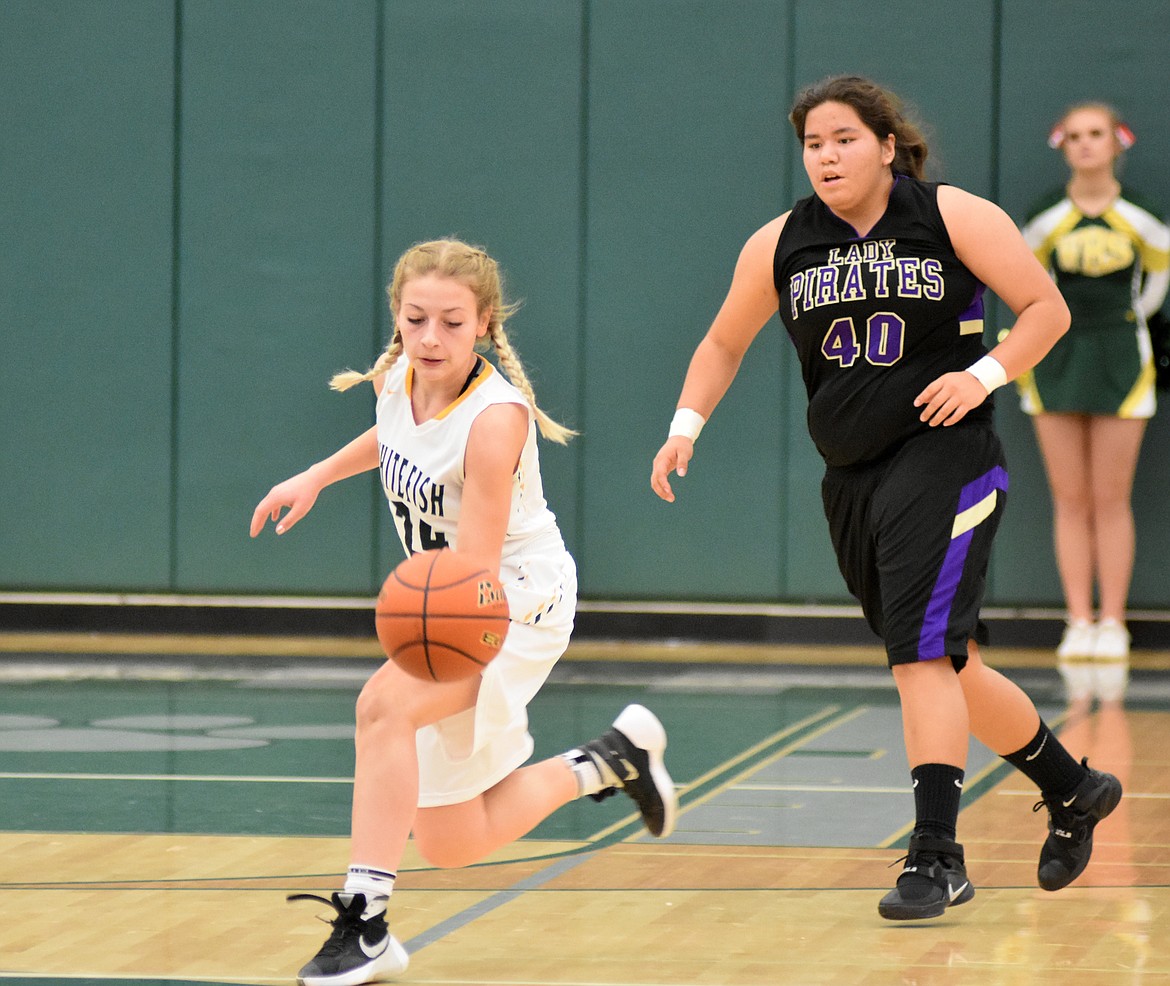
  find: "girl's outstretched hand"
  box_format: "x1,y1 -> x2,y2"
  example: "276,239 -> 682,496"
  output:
250,470 -> 323,536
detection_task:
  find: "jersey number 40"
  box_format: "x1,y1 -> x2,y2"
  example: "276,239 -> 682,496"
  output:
822,314 -> 906,367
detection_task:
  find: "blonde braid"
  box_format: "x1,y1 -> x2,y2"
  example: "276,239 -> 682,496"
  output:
328,331 -> 404,392
327,238 -> 574,447
488,322 -> 577,445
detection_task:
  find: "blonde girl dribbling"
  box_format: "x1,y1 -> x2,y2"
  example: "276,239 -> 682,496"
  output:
251,239 -> 677,986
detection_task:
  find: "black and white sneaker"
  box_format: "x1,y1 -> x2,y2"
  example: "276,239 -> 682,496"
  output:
580,704 -> 677,837
1035,758 -> 1123,891
288,892 -> 409,986
878,835 -> 975,920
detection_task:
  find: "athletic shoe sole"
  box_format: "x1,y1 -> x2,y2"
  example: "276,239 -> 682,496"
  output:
297,932 -> 409,986
878,880 -> 974,920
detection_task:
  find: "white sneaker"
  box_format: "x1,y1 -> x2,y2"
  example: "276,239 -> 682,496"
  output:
1093,619 -> 1130,660
1056,620 -> 1096,659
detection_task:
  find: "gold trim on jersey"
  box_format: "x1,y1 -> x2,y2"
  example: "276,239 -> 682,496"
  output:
403,355 -> 497,421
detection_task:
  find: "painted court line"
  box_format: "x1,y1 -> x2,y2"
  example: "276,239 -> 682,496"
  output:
403,708 -> 859,958
997,788 -> 1168,799
404,851 -> 593,954
737,783 -> 912,794
673,706 -> 871,821
0,771 -> 351,783
584,704 -> 844,844
0,976 -> 289,984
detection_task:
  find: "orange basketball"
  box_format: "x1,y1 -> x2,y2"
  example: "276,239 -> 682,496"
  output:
376,548 -> 510,682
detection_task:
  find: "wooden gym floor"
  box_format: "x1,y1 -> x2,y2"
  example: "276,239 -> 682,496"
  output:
0,633 -> 1167,985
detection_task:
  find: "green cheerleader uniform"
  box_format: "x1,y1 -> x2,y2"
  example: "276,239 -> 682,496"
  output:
1018,187 -> 1170,418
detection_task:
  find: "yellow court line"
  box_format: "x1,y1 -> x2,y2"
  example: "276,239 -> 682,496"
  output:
0,631 -> 385,658
0,977 -> 285,985
996,788 -> 1170,800
582,704 -> 844,844
10,631 -> 1168,670
0,632 -> 884,665
671,706 -> 872,824
737,784 -> 910,794
668,705 -> 847,796
0,772 -> 351,783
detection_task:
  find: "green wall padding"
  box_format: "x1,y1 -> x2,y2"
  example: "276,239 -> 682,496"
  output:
2,0 -> 1168,609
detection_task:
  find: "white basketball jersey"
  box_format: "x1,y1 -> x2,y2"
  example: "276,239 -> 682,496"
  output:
375,355 -> 571,624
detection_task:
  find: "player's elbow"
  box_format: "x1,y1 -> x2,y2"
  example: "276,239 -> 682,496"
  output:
1025,291 -> 1070,343
1052,294 -> 1071,338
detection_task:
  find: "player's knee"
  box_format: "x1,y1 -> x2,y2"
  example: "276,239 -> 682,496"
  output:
354,668 -> 416,737
354,677 -> 391,731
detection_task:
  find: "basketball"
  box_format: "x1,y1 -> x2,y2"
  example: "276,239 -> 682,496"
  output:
376,548 -> 510,682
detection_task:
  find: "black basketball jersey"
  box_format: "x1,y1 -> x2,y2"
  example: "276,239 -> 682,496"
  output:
773,176 -> 992,468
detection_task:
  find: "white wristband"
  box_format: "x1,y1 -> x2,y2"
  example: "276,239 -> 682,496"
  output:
668,407 -> 706,442
965,354 -> 1007,394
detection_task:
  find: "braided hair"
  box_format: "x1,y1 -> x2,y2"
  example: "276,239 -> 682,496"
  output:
330,239 -> 575,445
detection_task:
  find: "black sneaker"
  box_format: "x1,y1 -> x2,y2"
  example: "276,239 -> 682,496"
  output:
1035,758 -> 1123,891
288,892 -> 409,986
580,704 -> 677,837
878,835 -> 975,920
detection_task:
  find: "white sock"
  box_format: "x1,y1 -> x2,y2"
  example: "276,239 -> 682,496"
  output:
343,865 -> 396,918
561,747 -> 617,797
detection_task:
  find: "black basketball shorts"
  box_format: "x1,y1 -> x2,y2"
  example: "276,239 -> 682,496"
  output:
821,425 -> 1008,669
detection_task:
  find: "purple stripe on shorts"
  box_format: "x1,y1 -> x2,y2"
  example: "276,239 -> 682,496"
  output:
958,284 -> 986,323
917,465 -> 1009,660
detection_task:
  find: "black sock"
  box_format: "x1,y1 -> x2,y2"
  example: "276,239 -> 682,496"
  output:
911,763 -> 964,842
1003,721 -> 1087,799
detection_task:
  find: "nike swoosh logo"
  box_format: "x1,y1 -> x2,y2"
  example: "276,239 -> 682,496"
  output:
360,936 -> 389,960
1025,735 -> 1048,761
948,881 -> 969,902
954,779 -> 964,789
1062,795 -> 1078,808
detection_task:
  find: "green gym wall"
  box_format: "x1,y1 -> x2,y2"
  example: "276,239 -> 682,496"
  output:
3,1 -> 1168,608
